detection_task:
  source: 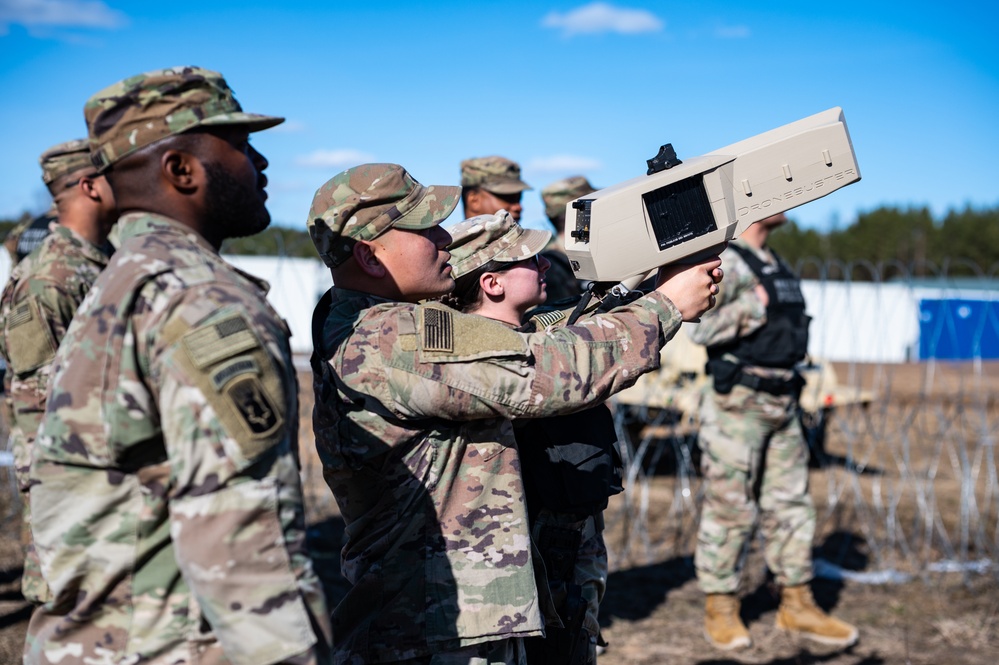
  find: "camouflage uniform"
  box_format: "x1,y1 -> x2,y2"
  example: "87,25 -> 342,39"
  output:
447,214 -> 615,664
26,67 -> 331,665
538,177 -> 596,304
688,239 -> 815,594
0,140 -> 113,606
307,165 -> 682,664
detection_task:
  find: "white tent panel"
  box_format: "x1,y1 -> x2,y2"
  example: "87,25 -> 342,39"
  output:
224,255 -> 330,354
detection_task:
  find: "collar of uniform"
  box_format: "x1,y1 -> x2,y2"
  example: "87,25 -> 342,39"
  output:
114,211 -> 269,293
331,286 -> 395,307
50,223 -> 113,265
115,211 -> 219,255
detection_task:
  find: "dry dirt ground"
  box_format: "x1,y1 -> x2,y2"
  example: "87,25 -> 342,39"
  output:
2,362 -> 998,664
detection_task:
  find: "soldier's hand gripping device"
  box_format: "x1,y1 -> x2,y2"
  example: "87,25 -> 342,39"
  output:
563,107 -> 860,293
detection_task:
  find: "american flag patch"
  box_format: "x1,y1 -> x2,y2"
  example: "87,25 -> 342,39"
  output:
8,302 -> 33,328
423,308 -> 454,353
184,316 -> 257,369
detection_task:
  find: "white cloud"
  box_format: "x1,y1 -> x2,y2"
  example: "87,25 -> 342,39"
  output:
0,0 -> 127,30
714,25 -> 751,39
294,149 -> 376,169
542,2 -> 663,37
527,155 -> 603,173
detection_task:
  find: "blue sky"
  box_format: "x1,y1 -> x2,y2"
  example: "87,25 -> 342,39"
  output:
1,0 -> 996,234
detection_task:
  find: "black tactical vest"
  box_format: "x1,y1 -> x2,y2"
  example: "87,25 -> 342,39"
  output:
708,244 -> 810,369
514,404 -> 623,518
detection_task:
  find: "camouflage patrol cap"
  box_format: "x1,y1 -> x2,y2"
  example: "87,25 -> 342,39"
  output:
447,210 -> 551,278
541,175 -> 597,221
308,163 -> 461,268
39,139 -> 94,191
460,156 -> 532,195
84,66 -> 284,172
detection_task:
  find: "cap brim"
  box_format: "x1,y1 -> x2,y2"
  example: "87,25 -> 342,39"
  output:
393,184 -> 462,230
482,181 -> 532,195
493,228 -> 552,263
199,111 -> 285,133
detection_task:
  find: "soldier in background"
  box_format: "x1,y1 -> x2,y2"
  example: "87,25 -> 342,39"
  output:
0,138 -> 117,608
307,163 -> 722,664
538,176 -> 596,303
460,155 -> 531,223
688,213 -> 858,651
26,67 -> 332,665
4,209 -> 55,265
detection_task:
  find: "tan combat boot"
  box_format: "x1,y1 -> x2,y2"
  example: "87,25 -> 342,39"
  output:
776,585 -> 859,647
704,593 -> 752,650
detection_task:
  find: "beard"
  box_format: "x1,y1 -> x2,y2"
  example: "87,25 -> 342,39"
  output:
203,161 -> 271,240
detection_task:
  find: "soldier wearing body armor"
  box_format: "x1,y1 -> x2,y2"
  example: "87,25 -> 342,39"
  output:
688,213 -> 858,652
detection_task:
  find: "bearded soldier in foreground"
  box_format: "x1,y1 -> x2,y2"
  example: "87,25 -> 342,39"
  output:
26,67 -> 332,664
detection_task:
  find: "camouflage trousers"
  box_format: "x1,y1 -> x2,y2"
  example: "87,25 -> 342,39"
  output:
694,384 -> 816,594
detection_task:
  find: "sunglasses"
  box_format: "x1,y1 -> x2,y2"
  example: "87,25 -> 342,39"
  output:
493,255 -> 540,272
63,173 -> 101,189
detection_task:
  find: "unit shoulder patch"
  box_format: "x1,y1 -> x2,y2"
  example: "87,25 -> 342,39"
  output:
176,314 -> 286,466
224,375 -> 281,437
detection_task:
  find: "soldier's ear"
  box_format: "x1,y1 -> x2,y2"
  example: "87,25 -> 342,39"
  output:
160,149 -> 201,194
480,272 -> 504,297
464,188 -> 482,214
78,175 -> 101,202
353,240 -> 386,278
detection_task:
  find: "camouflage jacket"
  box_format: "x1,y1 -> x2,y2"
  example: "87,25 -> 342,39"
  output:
28,213 -> 332,665
0,223 -> 110,492
688,239 -> 803,381
687,239 -> 769,349
311,287 -> 680,663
